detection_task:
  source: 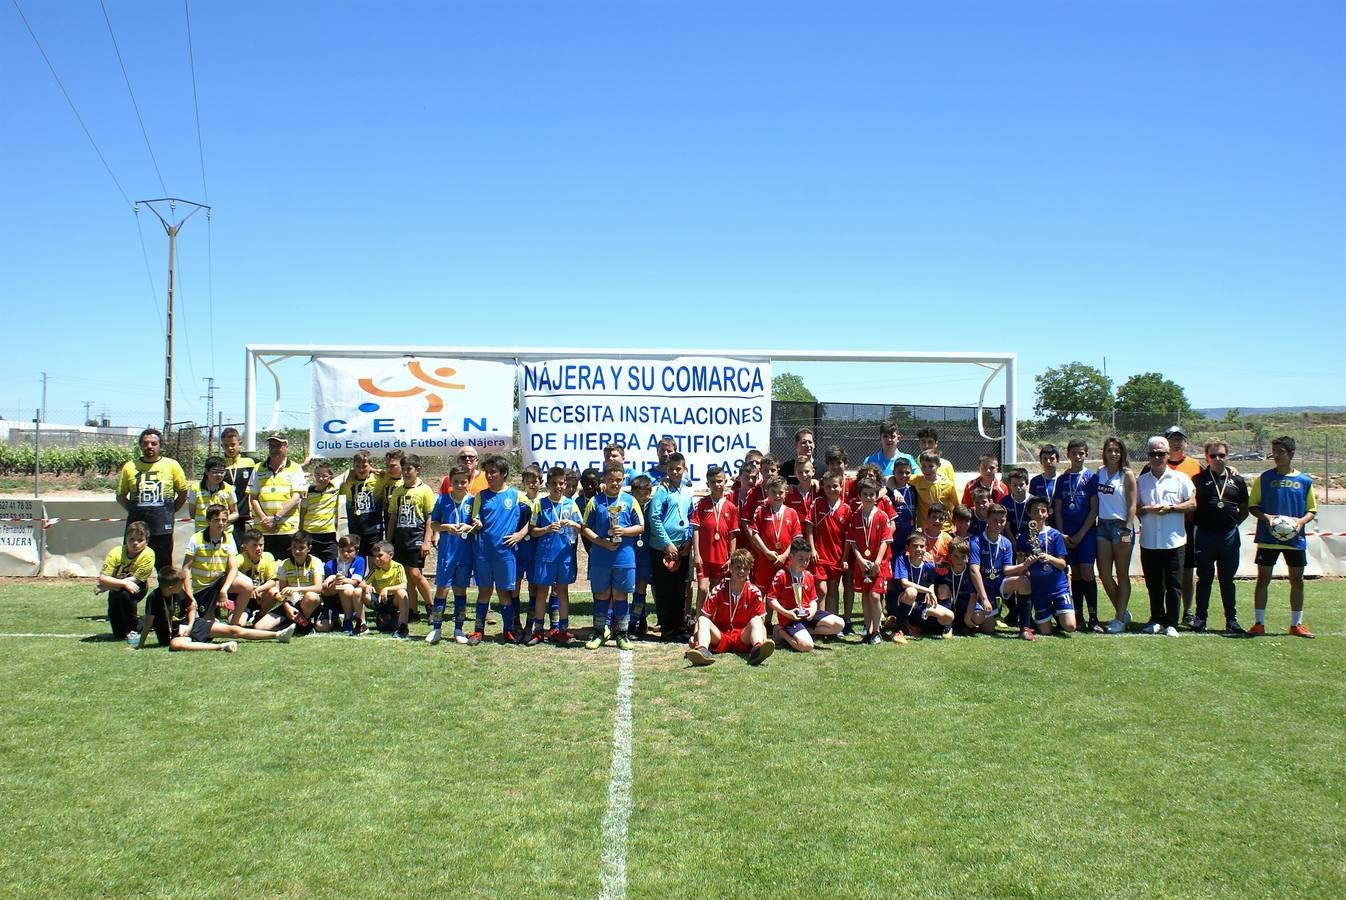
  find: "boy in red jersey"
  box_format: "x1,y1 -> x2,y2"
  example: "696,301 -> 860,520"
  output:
769,537 -> 845,651
748,476 -> 802,594
785,457 -> 816,521
684,549 -> 774,666
805,470 -> 851,622
845,480 -> 893,644
691,464 -> 738,608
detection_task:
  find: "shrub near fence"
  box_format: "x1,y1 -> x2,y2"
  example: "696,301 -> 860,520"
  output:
0,443 -> 136,478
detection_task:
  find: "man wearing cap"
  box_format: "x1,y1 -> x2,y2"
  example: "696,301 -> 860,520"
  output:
115,427 -> 189,567
248,433 -> 307,559
1164,425 -> 1203,627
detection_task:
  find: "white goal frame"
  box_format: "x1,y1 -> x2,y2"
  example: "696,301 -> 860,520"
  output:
244,345 -> 1018,463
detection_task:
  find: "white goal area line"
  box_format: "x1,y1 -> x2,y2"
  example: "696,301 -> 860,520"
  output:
600,649 -> 635,900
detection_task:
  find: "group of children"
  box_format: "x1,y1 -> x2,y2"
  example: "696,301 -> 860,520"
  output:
100,422 -> 1318,659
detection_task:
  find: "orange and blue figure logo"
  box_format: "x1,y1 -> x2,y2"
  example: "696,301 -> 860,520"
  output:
356,361 -> 466,415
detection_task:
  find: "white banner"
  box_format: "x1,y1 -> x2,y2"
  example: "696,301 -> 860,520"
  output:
0,498 -> 40,575
311,357 -> 515,458
519,356 -> 771,485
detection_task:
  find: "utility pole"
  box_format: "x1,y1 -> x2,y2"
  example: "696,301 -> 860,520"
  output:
135,198 -> 210,431
40,371 -> 48,423
201,377 -> 217,455
83,400 -> 93,425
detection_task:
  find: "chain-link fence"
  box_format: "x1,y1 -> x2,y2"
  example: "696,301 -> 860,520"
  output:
771,401 -> 1006,471
1018,411 -> 1342,500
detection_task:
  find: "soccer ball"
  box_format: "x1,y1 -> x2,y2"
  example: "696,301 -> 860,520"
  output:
1268,516 -> 1299,543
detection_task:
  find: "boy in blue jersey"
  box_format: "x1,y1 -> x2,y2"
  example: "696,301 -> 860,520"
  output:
884,457 -> 917,555
529,466 -> 584,645
427,465 -> 476,645
628,474 -> 655,640
581,462 -> 644,651
1249,436 -> 1318,637
1015,496 -> 1074,637
516,465 -> 544,638
886,532 -> 944,641
1029,445 -> 1060,508
936,538 -> 977,636
1054,439 -> 1100,632
967,503 -> 1027,635
467,455 -> 530,645
1002,468 -> 1032,542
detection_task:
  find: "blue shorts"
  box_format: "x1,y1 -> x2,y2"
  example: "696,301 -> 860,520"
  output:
590,565 -> 635,596
1033,590 -> 1074,624
634,544 -> 652,582
956,596 -> 998,620
533,553 -> 576,587
435,556 -> 473,590
473,552 -> 517,592
516,541 -> 537,583
1064,528 -> 1097,566
783,611 -> 832,636
1096,518 -> 1132,544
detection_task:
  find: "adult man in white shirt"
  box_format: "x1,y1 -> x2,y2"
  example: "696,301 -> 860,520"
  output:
1136,436 -> 1196,636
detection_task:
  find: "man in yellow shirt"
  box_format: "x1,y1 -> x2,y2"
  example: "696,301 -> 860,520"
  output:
115,427 -> 188,569
248,433 -> 307,559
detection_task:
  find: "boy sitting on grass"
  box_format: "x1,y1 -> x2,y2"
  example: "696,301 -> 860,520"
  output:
684,549 -> 775,666
136,566 -> 293,651
768,537 -> 845,652
366,540 -> 410,637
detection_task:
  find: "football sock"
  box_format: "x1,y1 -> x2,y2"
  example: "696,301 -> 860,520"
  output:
1082,581 -> 1098,618
1255,608 -> 1266,625
593,599 -> 610,636
498,602 -> 515,634
453,595 -> 467,632
613,598 -> 630,634
558,616 -> 569,633
1018,594 -> 1033,630
431,598 -> 446,627
1290,610 -> 1303,626
631,590 -> 647,624
474,601 -> 488,633
548,590 -> 560,627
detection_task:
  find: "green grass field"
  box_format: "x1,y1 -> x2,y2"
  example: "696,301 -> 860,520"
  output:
3,579 -> 1344,897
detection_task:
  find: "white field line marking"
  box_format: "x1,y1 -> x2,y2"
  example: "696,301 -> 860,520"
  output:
0,633 -> 87,638
600,649 -> 635,900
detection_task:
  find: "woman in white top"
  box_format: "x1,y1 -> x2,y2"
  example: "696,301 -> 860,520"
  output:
1095,436 -> 1137,633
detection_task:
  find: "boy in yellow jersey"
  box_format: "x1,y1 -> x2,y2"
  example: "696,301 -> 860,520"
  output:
248,434 -> 307,559
219,427 -> 257,547
341,450 -> 387,558
97,520 -> 156,642
910,450 -> 959,534
388,454 -> 436,625
915,427 -> 958,484
231,529 -> 281,626
367,540 -> 410,637
186,457 -> 237,533
115,427 -> 188,570
136,566 -> 293,651
262,533 -> 323,634
300,461 -> 340,564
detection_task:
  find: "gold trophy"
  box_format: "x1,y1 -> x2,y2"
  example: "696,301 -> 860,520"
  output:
1028,519 -> 1045,559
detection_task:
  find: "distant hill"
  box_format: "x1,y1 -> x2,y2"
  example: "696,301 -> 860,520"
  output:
1198,406 -> 1346,419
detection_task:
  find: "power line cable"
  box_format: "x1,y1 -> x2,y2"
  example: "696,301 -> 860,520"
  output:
134,207 -> 165,329
10,0 -> 133,207
98,0 -> 167,195
184,0 -> 215,377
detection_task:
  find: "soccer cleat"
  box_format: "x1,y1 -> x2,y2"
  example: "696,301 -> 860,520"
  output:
547,628 -> 567,645
524,631 -> 544,647
501,631 -> 520,645
863,632 -> 881,646
126,630 -> 141,648
747,639 -> 775,665
1225,619 -> 1247,636
891,630 -> 908,645
1191,616 -> 1207,633
426,627 -> 442,646
1141,622 -> 1162,635
276,623 -> 296,644
1104,618 -> 1126,634
684,645 -> 715,666
585,632 -> 605,651
342,619 -> 355,636
354,620 -> 369,636
1182,613 -> 1197,630
221,641 -> 238,653
1247,622 -> 1265,637
1288,623 -> 1315,639
453,630 -> 469,644
940,626 -> 953,640
466,631 -> 484,646
1164,625 -> 1180,638
881,615 -> 897,634
603,624 -> 613,643
1019,628 -> 1037,642
615,633 -> 634,651
396,624 -> 410,640
841,622 -> 856,637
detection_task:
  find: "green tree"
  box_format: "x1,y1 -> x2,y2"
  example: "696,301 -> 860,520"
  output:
1033,362 -> 1113,425
772,373 -> 817,403
1114,372 -> 1192,416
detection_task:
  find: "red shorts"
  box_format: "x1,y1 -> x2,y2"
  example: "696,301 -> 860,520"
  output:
712,626 -> 752,654
811,562 -> 843,584
698,561 -> 728,584
850,562 -> 891,592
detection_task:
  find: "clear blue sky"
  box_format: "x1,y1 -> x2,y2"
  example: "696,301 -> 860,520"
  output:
3,0 -> 1342,429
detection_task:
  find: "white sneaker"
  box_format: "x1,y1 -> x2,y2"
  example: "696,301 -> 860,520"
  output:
1164,625 -> 1180,638
426,627 -> 442,646
276,623 -> 296,644
1141,622 -> 1162,635
126,630 -> 141,647
221,640 -> 238,653
1104,618 -> 1125,634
